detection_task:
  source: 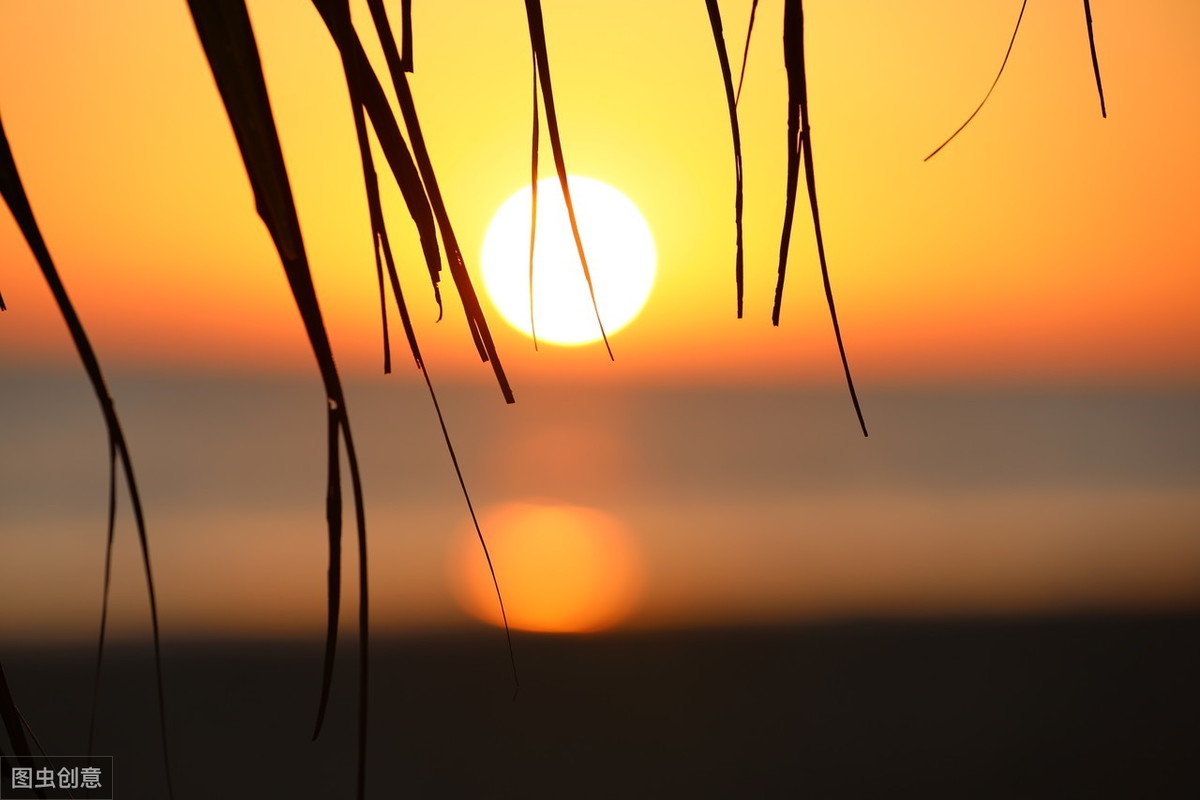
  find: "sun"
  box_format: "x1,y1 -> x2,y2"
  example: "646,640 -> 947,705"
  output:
480,176 -> 656,346
449,501 -> 642,634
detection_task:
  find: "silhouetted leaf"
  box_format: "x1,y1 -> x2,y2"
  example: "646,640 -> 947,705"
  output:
529,63 -> 541,350
0,660 -> 36,788
325,0 -> 520,696
87,439 -> 118,757
1,113 -> 175,798
925,0 -> 1028,161
185,5 -> 371,797
735,0 -> 759,104
774,1 -> 867,436
1083,1 -> 1107,118
705,0 -> 746,318
314,0 -> 516,403
525,0 -> 613,359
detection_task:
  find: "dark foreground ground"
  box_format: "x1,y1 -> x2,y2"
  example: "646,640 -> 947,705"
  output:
6,614 -> 1199,799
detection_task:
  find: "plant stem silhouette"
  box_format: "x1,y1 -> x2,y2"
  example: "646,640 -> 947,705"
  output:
187,3 -> 371,796
1,114 -> 174,799
774,1 -> 868,437
705,0 -> 747,319
524,0 -> 613,359
925,0 -> 1028,161
1083,1 -> 1107,118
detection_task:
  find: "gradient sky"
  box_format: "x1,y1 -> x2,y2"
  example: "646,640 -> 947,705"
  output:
2,2 -> 1200,642
1,0 -> 1197,386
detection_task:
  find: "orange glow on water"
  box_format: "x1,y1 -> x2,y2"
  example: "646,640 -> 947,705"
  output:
449,501 -> 642,634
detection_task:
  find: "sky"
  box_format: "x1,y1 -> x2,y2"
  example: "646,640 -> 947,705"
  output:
1,0 -> 1197,386
1,1 -> 1199,642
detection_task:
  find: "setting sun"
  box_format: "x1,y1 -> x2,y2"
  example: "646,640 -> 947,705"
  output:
449,501 -> 642,634
479,176 -> 656,346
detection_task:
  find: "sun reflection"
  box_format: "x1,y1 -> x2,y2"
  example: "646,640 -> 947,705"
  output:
449,501 -> 642,634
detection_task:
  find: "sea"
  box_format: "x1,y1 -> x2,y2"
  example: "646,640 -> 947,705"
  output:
2,370 -> 1198,797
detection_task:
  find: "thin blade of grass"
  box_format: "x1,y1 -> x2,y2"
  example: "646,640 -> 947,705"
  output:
524,0 -> 613,359
360,161 -> 519,698
352,1 -> 520,693
343,42 -> 396,378
347,9 -> 403,375
373,235 -> 393,373
775,1 -> 867,437
1,114 -> 175,798
314,1 -> 446,325
365,0 -> 515,394
1082,0 -> 1107,118
365,0 -> 413,81
0,666 -> 51,799
331,1 -> 439,362
327,0 -> 520,676
735,0 -> 760,105
529,61 -> 540,351
925,0 -> 1029,161
314,406 -> 343,739
87,439 -> 118,757
420,364 -> 521,698
400,0 -> 415,72
323,0 -> 516,402
326,31 -> 432,402
705,0 -> 746,318
0,660 -> 34,762
378,32 -> 515,399
326,43 -> 386,762
771,9 -> 803,329
400,0 -> 414,72
185,7 -> 372,797
13,708 -> 49,762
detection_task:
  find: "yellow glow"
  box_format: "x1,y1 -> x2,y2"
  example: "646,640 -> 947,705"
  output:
449,501 -> 642,633
1,1 -> 1197,381
480,176 -> 656,346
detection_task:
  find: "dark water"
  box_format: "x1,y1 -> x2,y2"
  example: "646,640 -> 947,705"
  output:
5,615 -> 1199,798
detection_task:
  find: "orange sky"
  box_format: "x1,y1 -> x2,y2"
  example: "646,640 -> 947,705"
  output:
1,0 -> 1198,387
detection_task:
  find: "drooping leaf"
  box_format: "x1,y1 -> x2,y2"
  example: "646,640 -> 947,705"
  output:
335,1 -> 411,375
525,0 -> 613,359
367,0 -> 415,74
735,0 -> 760,105
0,113 -> 175,798
87,438 -> 118,757
184,5 -> 371,797
704,0 -> 746,318
370,5 -> 515,398
774,1 -> 867,436
314,0 -> 515,402
925,0 -> 1029,161
0,660 -> 35,779
529,61 -> 540,350
1082,1 -> 1107,118
323,0 -> 519,695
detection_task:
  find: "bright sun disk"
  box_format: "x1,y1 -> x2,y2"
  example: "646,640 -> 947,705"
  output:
480,176 -> 656,346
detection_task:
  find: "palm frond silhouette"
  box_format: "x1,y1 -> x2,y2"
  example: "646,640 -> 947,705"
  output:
0,2 -> 1110,796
